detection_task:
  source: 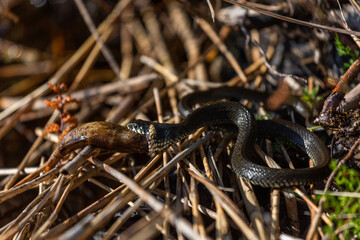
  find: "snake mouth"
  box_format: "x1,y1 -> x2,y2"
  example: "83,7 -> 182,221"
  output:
127,121 -> 147,135
127,120 -> 157,154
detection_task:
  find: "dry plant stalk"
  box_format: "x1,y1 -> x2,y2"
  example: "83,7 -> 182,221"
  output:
2,1 -> 358,239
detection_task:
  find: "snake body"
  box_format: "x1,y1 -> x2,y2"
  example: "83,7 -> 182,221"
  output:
49,87 -> 330,187
128,87 -> 330,188
178,86 -> 311,120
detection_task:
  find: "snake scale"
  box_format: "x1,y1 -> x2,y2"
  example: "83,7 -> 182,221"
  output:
128,87 -> 330,187
50,87 -> 330,188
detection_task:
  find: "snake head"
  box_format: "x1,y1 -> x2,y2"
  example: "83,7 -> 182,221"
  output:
127,120 -> 154,135
127,120 -> 157,154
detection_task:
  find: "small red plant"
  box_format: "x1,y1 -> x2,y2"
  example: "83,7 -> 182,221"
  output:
43,83 -> 79,142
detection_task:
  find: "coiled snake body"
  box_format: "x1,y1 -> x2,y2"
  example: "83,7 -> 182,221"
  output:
128,87 -> 330,188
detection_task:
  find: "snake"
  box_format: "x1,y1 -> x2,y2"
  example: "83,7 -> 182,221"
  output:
127,87 -> 330,187
49,87 -> 330,187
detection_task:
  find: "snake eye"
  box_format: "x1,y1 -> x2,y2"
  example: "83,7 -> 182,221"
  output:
127,122 -> 143,134
127,120 -> 152,135
127,122 -> 138,133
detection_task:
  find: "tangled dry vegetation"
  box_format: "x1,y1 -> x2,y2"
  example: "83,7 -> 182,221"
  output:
0,0 -> 359,239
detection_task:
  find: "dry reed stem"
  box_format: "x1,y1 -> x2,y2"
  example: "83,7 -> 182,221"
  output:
86,179 -> 158,238
270,189 -> 280,240
196,17 -> 247,83
45,134 -> 211,238
293,188 -> 331,226
60,146 -> 95,175
257,143 -> 303,236
153,187 -> 218,220
187,166 -> 258,239
143,72 -> 179,140
153,87 -> 171,238
280,145 -> 300,236
168,1 -> 207,81
226,0 -> 360,37
4,112 -> 59,189
117,211 -> 166,239
88,157 -> 209,240
256,140 -> 333,238
53,166 -> 161,239
67,26 -> 114,94
238,178 -> 268,240
122,84 -> 176,126
1,73 -> 157,112
264,140 -> 280,240
250,29 -> 261,63
102,197 -> 144,240
0,60 -> 54,78
8,154 -> 122,238
141,56 -> 178,83
0,167 -> 38,176
124,16 -> 153,54
31,179 -> 73,239
257,143 -> 300,237
198,145 -> 230,238
189,163 -> 207,237
105,94 -> 138,122
176,167 -> 187,240
0,167 -> 59,204
240,24 -> 308,84
0,98 -> 35,140
1,175 -> 63,239
334,1 -> 360,49
74,0 -> 123,79
44,184 -> 125,238
0,0 -> 130,121
120,18 -> 133,79
142,4 -> 174,72
1,0 -> 137,196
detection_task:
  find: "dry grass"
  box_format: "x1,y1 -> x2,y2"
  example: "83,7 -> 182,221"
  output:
0,1 -> 359,239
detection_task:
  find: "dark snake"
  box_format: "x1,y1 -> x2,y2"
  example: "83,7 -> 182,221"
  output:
50,87 -> 330,188
127,87 -> 330,187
